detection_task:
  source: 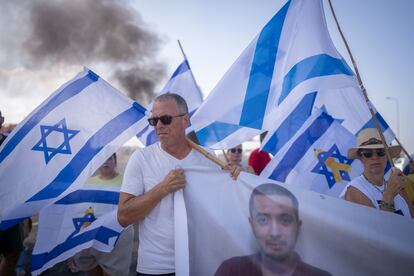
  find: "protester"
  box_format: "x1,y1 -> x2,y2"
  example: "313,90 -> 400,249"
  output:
341,128 -> 414,218
215,183 -> 332,276
118,93 -> 240,275
71,153 -> 134,276
0,110 -> 24,276
227,144 -> 253,172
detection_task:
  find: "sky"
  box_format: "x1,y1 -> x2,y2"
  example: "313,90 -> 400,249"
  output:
1,0 -> 413,153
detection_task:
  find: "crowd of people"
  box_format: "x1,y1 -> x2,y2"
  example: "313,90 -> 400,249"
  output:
1,95 -> 413,275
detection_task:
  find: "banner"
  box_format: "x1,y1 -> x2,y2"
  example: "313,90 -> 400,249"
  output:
176,167 -> 414,276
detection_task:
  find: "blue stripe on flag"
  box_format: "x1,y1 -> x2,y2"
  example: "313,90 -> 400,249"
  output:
26,105 -> 145,202
263,92 -> 317,155
196,122 -> 243,147
360,112 -> 389,132
269,112 -> 334,182
171,59 -> 190,78
0,217 -> 27,231
31,226 -> 120,271
0,71 -> 98,163
239,0 -> 291,129
278,55 -> 353,104
54,190 -> 119,205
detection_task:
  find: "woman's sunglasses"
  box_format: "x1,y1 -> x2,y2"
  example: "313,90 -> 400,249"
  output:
358,149 -> 386,158
148,114 -> 186,126
230,148 -> 242,154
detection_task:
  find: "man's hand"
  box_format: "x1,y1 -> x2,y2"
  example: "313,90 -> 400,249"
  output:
383,168 -> 405,203
160,168 -> 186,195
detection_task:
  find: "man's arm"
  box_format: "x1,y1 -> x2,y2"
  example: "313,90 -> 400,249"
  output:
117,168 -> 186,227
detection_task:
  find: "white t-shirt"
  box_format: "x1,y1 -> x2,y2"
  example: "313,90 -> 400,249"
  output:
121,143 -> 218,274
341,175 -> 410,217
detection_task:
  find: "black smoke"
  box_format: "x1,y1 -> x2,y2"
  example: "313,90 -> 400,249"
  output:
2,0 -> 166,103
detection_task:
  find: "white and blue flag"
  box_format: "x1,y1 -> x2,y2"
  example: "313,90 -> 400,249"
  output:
31,182 -> 124,275
138,59 -> 203,145
261,108 -> 394,197
0,69 -> 147,229
190,0 -> 361,149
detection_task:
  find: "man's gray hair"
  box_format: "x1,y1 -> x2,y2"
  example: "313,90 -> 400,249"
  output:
154,93 -> 188,114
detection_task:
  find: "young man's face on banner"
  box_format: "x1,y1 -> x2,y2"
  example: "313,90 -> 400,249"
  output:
249,194 -> 301,260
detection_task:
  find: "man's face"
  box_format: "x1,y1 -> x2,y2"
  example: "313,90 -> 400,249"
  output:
151,99 -> 189,147
359,148 -> 387,176
249,194 -> 301,261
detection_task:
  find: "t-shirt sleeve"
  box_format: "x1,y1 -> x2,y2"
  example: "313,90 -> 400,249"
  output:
120,149 -> 144,196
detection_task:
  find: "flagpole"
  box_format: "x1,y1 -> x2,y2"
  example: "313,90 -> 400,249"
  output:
178,40 -> 230,164
186,137 -> 227,169
327,0 -> 409,166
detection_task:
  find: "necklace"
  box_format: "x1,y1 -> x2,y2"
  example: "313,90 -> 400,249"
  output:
362,174 -> 386,195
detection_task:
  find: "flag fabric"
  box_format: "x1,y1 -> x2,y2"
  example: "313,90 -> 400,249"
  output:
138,59 -> 203,145
190,0 -> 360,149
174,168 -> 414,276
260,108 -> 394,197
31,181 -> 126,275
0,69 -> 147,229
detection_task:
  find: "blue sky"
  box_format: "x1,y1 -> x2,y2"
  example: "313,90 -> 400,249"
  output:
1,0 -> 413,153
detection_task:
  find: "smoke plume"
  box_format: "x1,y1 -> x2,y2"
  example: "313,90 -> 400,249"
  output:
1,0 -> 166,104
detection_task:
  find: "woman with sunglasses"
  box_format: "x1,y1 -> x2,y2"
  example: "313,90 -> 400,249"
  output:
227,145 -> 254,173
341,128 -> 413,218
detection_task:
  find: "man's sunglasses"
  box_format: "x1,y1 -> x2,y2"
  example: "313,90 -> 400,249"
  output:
359,149 -> 386,158
147,114 -> 186,126
230,148 -> 242,154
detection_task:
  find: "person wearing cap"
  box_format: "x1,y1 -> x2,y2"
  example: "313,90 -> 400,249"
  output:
342,128 -> 414,218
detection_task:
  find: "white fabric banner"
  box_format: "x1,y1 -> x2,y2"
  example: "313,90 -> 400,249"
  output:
176,167 -> 414,276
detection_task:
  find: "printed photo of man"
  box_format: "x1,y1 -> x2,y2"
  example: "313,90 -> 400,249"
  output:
215,183 -> 331,276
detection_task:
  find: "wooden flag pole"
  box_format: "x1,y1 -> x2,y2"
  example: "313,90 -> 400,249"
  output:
177,40 -> 230,164
327,0 -> 409,167
186,137 -> 227,169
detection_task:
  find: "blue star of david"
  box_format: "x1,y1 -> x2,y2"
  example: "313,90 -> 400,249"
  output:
311,144 -> 354,188
32,118 -> 79,164
66,210 -> 96,241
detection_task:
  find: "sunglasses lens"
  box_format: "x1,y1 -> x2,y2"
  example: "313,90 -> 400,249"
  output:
148,118 -> 158,126
159,115 -> 173,125
360,149 -> 386,158
230,148 -> 242,153
360,151 -> 373,158
376,149 -> 386,157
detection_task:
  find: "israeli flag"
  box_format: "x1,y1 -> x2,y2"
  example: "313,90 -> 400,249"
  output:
190,0 -> 360,149
138,59 -> 203,145
31,182 -> 124,275
261,109 -> 394,197
0,69 -> 147,229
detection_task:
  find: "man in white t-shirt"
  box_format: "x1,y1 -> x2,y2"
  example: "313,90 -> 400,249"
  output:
118,93 -> 239,275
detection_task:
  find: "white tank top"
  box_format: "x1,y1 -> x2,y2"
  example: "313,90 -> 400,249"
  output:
341,175 -> 410,217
